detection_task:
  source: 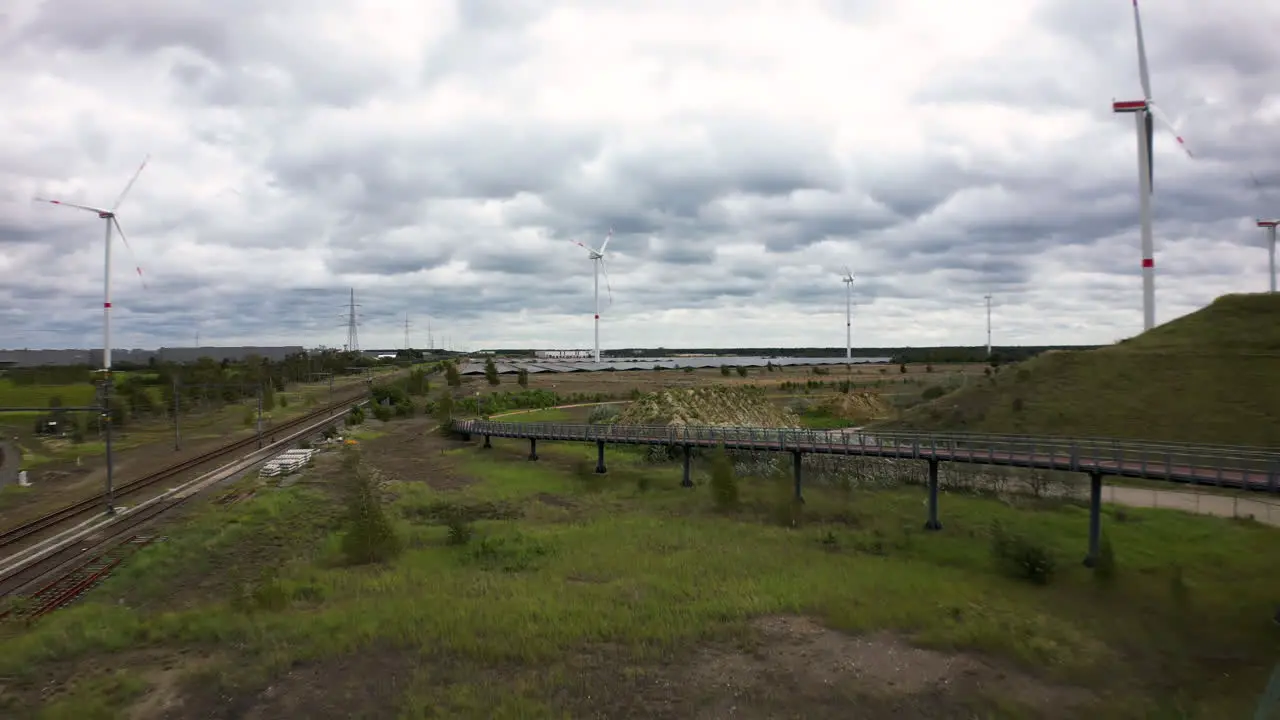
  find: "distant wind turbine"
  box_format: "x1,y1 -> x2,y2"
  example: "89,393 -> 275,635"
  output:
1251,173 -> 1277,294
840,267 -> 854,360
34,155 -> 151,371
569,229 -> 614,363
1112,0 -> 1193,332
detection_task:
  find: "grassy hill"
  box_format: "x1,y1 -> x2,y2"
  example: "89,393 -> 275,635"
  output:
878,294 -> 1280,446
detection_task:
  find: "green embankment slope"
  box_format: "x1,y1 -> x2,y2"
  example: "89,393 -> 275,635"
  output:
879,294 -> 1280,446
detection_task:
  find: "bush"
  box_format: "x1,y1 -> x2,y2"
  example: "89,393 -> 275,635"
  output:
445,362 -> 462,387
517,369 -> 529,387
587,404 -> 620,424
346,405 -> 365,426
484,358 -> 500,386
708,447 -> 739,511
990,521 -> 1055,585
445,513 -> 474,546
736,366 -> 748,377
372,404 -> 393,422
338,448 -> 403,565
720,366 -> 731,377
921,385 -> 946,401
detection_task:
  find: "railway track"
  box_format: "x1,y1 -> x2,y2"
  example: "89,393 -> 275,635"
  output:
0,391 -> 375,615
0,391 -> 365,554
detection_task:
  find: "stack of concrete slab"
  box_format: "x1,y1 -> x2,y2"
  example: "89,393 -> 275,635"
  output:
259,448 -> 315,477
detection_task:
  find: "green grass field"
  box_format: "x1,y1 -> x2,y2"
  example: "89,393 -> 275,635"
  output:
883,294 -> 1280,446
4,430 -> 1279,718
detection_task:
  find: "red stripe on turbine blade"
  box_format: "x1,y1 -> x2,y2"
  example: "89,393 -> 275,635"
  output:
594,314 -> 600,319
1142,259 -> 1154,268
1112,100 -> 1147,112
104,302 -> 112,308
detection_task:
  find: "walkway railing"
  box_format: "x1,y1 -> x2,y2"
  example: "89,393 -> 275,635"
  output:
451,420 -> 1280,492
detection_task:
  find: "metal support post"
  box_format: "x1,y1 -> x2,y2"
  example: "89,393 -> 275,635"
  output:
256,386 -> 264,450
101,377 -> 116,516
1083,471 -> 1103,567
483,435 -> 491,449
792,450 -> 804,503
172,377 -> 181,451
681,445 -> 693,488
528,437 -> 538,461
595,440 -> 607,474
924,458 -> 942,531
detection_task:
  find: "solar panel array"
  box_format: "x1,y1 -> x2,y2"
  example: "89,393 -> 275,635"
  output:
458,355 -> 893,375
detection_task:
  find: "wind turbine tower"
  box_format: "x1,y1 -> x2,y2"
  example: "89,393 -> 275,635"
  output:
840,267 -> 854,360
34,154 -> 150,515
984,294 -> 993,357
1258,220 -> 1278,294
403,312 -> 411,350
569,229 -> 615,363
1112,0 -> 1193,332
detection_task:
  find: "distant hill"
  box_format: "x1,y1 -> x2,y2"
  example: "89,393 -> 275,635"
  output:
877,294 -> 1280,447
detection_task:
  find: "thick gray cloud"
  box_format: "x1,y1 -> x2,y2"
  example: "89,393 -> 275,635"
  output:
2,0 -> 1278,353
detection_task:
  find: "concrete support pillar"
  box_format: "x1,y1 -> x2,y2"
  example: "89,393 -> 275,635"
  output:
595,440 -> 607,474
792,450 -> 804,503
1083,471 -> 1103,567
924,458 -> 942,531
681,446 -> 693,488
482,435 -> 491,449
528,438 -> 538,461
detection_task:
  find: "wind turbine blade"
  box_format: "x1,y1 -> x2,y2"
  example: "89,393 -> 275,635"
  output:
33,197 -> 109,215
111,217 -> 148,290
599,228 -> 613,254
568,238 -> 596,254
600,257 -> 613,305
1133,0 -> 1152,101
111,154 -> 151,211
1147,102 -> 1193,158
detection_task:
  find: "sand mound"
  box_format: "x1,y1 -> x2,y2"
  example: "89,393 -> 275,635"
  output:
618,386 -> 800,428
820,392 -> 892,423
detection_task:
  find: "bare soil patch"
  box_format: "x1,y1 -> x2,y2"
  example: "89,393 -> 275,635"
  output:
559,615 -> 1095,719
359,417 -> 475,490
154,646 -> 416,720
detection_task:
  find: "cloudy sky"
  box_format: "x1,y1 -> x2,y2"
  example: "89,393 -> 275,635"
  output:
2,0 -> 1277,352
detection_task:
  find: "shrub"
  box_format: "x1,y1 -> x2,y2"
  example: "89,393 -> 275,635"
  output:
338,448 -> 403,565
683,367 -> 694,373
990,521 -> 1055,585
708,447 -> 739,511
484,358 -> 500,386
445,362 -> 462,387
720,366 -> 731,377
346,405 -> 365,426
445,513 -> 474,546
899,363 -> 907,374
587,404 -> 620,424
517,369 -> 529,387
736,366 -> 748,377
921,385 -> 946,400
372,404 -> 393,422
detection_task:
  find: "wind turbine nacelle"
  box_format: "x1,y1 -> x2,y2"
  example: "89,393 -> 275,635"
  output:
1258,220 -> 1280,228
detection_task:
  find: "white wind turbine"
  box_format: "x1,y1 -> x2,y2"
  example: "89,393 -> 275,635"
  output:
1251,173 -> 1278,294
840,266 -> 854,360
35,156 -> 151,372
1112,0 -> 1193,332
569,228 -> 614,363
